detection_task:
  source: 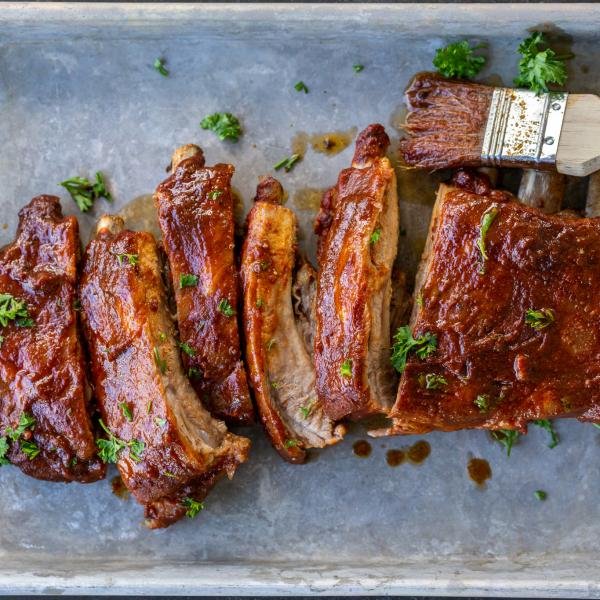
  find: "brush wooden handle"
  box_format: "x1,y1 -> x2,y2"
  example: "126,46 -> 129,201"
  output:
557,94 -> 600,177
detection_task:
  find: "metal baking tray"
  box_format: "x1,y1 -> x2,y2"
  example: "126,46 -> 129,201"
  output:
1,3 -> 600,595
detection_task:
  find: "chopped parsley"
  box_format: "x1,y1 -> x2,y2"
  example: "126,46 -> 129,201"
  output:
218,298 -> 236,317
534,489 -> 548,501
514,31 -> 572,95
19,440 -> 40,460
433,40 -> 487,79
209,189 -> 223,200
153,57 -> 169,77
153,347 -> 167,374
299,400 -> 316,419
294,81 -> 309,93
0,437 -> 9,466
390,325 -> 437,374
200,112 -> 242,142
353,64 -> 364,73
532,419 -> 559,448
179,341 -> 196,357
369,228 -> 382,244
119,402 -> 133,422
474,394 -> 490,412
284,438 -> 299,448
115,253 -> 139,267
476,206 -> 499,274
274,154 -> 301,173
179,273 -> 198,288
0,293 -> 32,328
96,419 -> 145,464
419,373 -> 447,390
6,412 -> 36,442
59,172 -> 112,212
154,417 -> 167,428
256,298 -> 265,309
340,358 -> 353,378
525,308 -> 555,331
491,429 -> 520,457
182,496 -> 205,518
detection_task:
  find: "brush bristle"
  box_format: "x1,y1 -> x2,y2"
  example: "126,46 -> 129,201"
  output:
399,72 -> 494,170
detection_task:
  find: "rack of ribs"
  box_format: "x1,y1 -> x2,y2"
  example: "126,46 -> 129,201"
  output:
314,124 -> 399,421
154,144 -> 254,425
79,215 -> 250,528
0,196 -> 105,482
376,171 -> 600,435
241,177 -> 345,463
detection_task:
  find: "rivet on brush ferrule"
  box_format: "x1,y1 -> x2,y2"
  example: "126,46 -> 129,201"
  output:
481,88 -> 568,167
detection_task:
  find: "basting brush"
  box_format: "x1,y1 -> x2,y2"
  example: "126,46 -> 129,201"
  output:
399,72 -> 600,177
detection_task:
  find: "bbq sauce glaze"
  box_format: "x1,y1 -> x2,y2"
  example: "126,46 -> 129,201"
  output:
468,457 -> 492,486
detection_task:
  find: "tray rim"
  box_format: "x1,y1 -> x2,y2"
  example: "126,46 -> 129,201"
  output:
2,2 -> 600,596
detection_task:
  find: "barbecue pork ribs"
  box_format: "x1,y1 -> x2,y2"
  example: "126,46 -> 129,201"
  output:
155,144 -> 254,425
314,124 -> 399,421
377,176 -> 600,435
242,177 -> 344,463
0,196 -> 105,482
80,215 -> 250,528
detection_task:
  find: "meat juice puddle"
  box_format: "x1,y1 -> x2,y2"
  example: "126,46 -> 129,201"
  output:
117,194 -> 161,238
467,457 -> 492,486
352,439 -> 431,465
291,128 -> 357,158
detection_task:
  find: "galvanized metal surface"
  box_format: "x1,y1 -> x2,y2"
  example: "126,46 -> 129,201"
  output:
1,3 -> 600,596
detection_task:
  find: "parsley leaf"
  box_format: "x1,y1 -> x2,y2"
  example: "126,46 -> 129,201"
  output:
433,40 -> 486,80
514,32 -> 572,95
418,373 -> 447,390
353,64 -> 364,73
525,308 -> 555,331
474,394 -> 490,412
0,436 -> 10,466
534,490 -> 548,501
179,273 -> 198,288
60,172 -> 112,212
369,228 -> 382,244
96,419 -> 144,464
182,496 -> 204,518
154,417 -> 167,428
299,399 -> 315,419
284,438 -> 299,448
532,419 -> 559,448
115,253 -> 139,267
6,412 -> 36,442
119,402 -> 133,422
208,189 -> 223,200
218,299 -> 236,317
390,326 -> 437,374
274,154 -> 301,173
294,81 -> 309,93
0,294 -> 31,328
179,341 -> 196,357
19,440 -> 40,460
154,57 -> 169,77
340,358 -> 352,378
153,347 -> 167,374
476,206 -> 499,274
491,429 -> 520,457
200,112 -> 242,142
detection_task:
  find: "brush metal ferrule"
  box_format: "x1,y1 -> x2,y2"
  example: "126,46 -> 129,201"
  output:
481,88 -> 568,167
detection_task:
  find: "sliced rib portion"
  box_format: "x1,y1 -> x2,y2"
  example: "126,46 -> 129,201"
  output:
242,177 -> 344,463
377,178 -> 600,435
80,215 -> 250,528
0,196 -> 105,482
314,124 -> 399,421
154,145 -> 254,425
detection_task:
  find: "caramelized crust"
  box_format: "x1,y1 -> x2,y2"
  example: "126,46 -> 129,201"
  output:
381,183 -> 600,435
80,216 -> 249,527
242,177 -> 344,463
0,196 -> 104,482
314,124 -> 399,421
155,146 -> 254,425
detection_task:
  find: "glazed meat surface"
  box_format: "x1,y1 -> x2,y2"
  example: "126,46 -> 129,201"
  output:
242,177 -> 344,463
380,182 -> 600,435
155,145 -> 254,425
80,215 -> 250,528
314,124 -> 399,421
0,196 -> 104,482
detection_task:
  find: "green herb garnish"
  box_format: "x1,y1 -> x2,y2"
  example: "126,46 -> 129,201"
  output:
532,418 -> 559,448
419,373 -> 447,390
96,419 -> 145,464
514,31 -> 572,95
433,40 -> 486,79
218,299 -> 236,317
274,154 -> 301,173
0,294 -> 31,328
294,81 -> 309,93
0,437 -> 10,466
474,394 -> 490,412
256,298 -> 265,309
390,325 -> 437,374
353,64 -> 364,73
153,347 -> 167,374
154,417 -> 166,428
369,228 -> 382,245
284,439 -> 299,448
340,358 -> 352,378
20,440 -> 40,460
299,400 -> 315,419
179,273 -> 198,288
115,253 -> 139,267
534,489 -> 548,501
182,496 -> 205,518
491,429 -> 520,457
60,172 -> 112,212
179,341 -> 196,357
476,206 -> 499,274
6,412 -> 36,442
200,112 -> 242,142
525,308 -> 555,331
208,189 -> 223,200
154,57 -> 169,77
119,402 -> 133,422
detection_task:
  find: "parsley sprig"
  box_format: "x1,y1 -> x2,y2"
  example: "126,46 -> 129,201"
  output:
218,299 -> 236,317
96,419 -> 144,464
491,429 -> 520,457
525,308 -> 555,331
59,172 -> 112,212
390,326 -> 437,374
532,419 -> 559,449
274,154 -> 301,173
182,497 -> 205,518
0,412 -> 38,466
200,112 -> 242,142
154,57 -> 169,77
0,293 -> 32,328
433,40 -> 487,80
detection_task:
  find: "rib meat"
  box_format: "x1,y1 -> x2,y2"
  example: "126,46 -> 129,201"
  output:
241,177 -> 344,463
378,176 -> 600,435
314,124 -> 399,420
80,215 -> 250,528
154,144 -> 254,425
0,196 -> 105,482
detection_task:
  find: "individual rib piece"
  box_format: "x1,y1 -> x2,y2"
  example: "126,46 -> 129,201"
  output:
241,177 -> 344,463
377,173 -> 600,435
0,196 -> 105,482
154,144 -> 254,425
80,215 -> 250,528
314,124 -> 399,421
